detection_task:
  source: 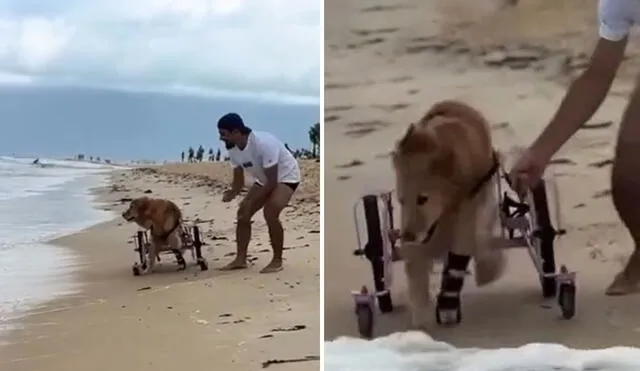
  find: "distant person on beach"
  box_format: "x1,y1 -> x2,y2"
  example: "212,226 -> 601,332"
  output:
509,0 -> 640,296
217,112 -> 301,273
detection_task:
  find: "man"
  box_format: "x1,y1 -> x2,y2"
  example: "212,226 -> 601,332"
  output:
217,112 -> 301,273
510,0 -> 640,295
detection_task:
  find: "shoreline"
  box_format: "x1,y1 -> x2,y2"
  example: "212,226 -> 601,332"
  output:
0,171 -> 116,342
0,161 -> 320,370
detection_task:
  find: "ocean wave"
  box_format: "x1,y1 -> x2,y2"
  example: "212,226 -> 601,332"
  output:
0,156 -> 125,201
325,331 -> 640,371
0,156 -> 128,170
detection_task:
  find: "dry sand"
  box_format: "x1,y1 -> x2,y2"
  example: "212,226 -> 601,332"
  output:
324,0 -> 640,347
0,160 -> 320,370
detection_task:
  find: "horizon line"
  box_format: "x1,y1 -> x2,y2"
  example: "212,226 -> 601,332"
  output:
0,75 -> 320,106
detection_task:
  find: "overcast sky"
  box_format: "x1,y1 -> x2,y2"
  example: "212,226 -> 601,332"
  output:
0,0 -> 320,104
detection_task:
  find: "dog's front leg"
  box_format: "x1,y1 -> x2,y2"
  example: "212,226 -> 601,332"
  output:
402,242 -> 434,330
143,241 -> 158,275
469,189 -> 506,287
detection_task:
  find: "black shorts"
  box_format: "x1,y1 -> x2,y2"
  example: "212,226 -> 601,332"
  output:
283,182 -> 299,191
254,181 -> 299,192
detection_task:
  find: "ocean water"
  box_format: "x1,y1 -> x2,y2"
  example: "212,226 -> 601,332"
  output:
0,156 -> 121,335
325,332 -> 640,371
0,86 -> 319,162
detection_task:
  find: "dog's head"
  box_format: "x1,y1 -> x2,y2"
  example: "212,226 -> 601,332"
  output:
392,122 -> 460,243
122,197 -> 152,225
393,100 -> 494,244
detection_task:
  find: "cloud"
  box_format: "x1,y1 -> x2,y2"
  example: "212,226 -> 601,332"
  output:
0,0 -> 320,104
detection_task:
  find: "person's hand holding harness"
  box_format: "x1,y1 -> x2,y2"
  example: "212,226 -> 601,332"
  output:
508,148 -> 550,198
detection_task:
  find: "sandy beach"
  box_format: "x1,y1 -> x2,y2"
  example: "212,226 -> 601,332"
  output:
0,160 -> 320,370
324,0 -> 640,347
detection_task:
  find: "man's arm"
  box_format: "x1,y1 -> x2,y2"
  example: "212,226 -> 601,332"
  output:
531,36 -> 627,160
230,166 -> 245,194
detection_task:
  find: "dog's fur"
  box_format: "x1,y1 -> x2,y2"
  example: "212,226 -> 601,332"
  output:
392,100 -> 506,329
121,196 -> 186,274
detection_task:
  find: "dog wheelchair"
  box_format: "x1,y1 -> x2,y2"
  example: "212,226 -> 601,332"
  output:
350,174 -> 576,339
131,224 -> 208,276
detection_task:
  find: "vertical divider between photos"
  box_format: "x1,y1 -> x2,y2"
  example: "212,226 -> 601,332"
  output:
319,0 -> 327,366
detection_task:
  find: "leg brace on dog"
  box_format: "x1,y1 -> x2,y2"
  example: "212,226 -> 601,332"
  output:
438,252 -> 471,309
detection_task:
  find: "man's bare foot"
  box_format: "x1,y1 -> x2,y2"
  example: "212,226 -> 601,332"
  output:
259,259 -> 283,274
218,259 -> 248,271
605,271 -> 639,296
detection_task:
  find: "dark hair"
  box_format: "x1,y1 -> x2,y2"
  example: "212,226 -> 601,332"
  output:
217,112 -> 251,135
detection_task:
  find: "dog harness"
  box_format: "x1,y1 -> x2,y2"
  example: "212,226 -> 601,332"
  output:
151,219 -> 181,240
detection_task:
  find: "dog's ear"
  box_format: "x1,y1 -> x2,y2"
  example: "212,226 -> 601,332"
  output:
396,123 -> 437,154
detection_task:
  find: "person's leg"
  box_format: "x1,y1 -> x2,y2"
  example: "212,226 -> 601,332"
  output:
259,183 -> 296,273
219,183 -> 269,270
607,76 -> 640,295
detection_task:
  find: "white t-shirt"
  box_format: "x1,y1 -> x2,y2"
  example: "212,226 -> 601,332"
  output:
228,130 -> 301,185
598,0 -> 640,41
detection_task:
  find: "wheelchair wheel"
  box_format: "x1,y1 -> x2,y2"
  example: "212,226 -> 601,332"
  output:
530,182 -> 557,298
362,195 -> 393,313
558,282 -> 576,319
192,225 -> 201,249
355,303 -> 374,338
192,225 -> 208,271
377,292 -> 393,313
136,231 -> 146,263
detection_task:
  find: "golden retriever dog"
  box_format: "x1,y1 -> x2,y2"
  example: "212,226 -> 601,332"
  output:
392,100 -> 506,329
121,196 -> 187,275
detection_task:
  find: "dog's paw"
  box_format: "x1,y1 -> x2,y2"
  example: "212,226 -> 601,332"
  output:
140,265 -> 154,275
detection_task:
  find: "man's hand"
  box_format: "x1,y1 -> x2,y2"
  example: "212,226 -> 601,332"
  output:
507,147 -> 550,198
222,189 -> 239,202
224,166 -> 244,203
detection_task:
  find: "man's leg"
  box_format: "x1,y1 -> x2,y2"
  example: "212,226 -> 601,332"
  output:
219,183 -> 269,270
607,76 -> 640,295
260,183 -> 296,273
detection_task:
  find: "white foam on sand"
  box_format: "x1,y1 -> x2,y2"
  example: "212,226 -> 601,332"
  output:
324,331 -> 640,371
